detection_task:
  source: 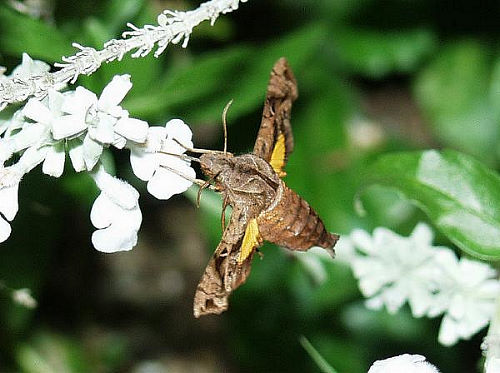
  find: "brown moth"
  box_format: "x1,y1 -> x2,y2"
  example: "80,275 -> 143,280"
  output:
193,58 -> 339,318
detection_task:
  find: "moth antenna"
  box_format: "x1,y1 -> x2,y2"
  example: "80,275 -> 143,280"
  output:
173,138 -> 219,154
222,99 -> 233,154
159,164 -> 214,190
158,151 -> 200,163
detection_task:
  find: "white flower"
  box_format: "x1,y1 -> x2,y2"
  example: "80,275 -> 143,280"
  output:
348,222 -> 500,346
90,165 -> 142,253
368,354 -> 439,373
11,53 -> 50,80
10,53 -> 66,91
129,119 -> 195,200
0,167 -> 21,243
11,288 -> 37,309
0,181 -> 19,242
485,358 -> 500,373
97,74 -> 132,118
22,91 -> 70,177
428,253 -> 500,346
350,223 -> 443,317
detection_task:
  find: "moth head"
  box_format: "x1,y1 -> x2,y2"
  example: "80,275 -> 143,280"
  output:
199,152 -> 233,179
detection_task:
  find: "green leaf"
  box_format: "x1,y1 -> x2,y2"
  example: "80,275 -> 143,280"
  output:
299,336 -> 338,373
334,28 -> 437,78
361,149 -> 500,260
0,7 -> 72,61
413,41 -> 500,163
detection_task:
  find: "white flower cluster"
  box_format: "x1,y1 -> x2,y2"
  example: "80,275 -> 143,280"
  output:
296,223 -> 500,346
345,223 -> 500,346
0,55 -> 195,253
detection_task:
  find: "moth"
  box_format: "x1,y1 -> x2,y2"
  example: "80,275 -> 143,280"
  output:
189,58 -> 339,317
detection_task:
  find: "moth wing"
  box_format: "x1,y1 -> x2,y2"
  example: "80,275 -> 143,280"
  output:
193,207 -> 263,318
253,58 -> 298,178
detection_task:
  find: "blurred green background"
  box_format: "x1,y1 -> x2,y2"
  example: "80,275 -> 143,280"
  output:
1,0 -> 499,372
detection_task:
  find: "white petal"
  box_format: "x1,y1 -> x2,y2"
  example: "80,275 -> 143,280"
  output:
98,75 -> 132,114
147,165 -> 194,200
163,119 -> 193,154
129,146 -> 158,181
90,191 -> 142,253
410,222 -> 434,246
89,113 -> 116,144
0,182 -> 19,221
0,216 -> 12,242
83,134 -> 103,170
486,358 -> 500,373
92,166 -> 139,210
114,117 -> 148,143
350,229 -> 374,254
90,193 -> 114,229
51,114 -> 88,140
112,134 -> 127,149
42,144 -> 65,177
438,314 -> 460,346
62,87 -> 97,115
0,138 -> 14,164
12,53 -> 49,78
17,146 -> 47,174
23,98 -> 52,124
92,225 -> 138,253
68,140 -> 85,172
11,123 -> 46,152
47,89 -> 65,114
368,354 -> 439,373
146,126 -> 167,152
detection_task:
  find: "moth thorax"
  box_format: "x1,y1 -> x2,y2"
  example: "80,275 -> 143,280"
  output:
199,152 -> 233,178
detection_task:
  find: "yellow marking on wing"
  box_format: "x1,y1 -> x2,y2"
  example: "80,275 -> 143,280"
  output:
239,218 -> 262,264
270,133 -> 287,177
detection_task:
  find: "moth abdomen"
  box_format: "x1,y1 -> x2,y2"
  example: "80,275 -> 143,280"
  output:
257,184 -> 338,254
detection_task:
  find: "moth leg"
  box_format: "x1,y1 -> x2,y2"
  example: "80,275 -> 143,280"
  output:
196,179 -> 212,208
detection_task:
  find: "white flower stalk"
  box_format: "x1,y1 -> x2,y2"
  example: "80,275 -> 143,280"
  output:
0,0 -> 249,110
368,354 -> 440,373
348,223 -> 500,346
